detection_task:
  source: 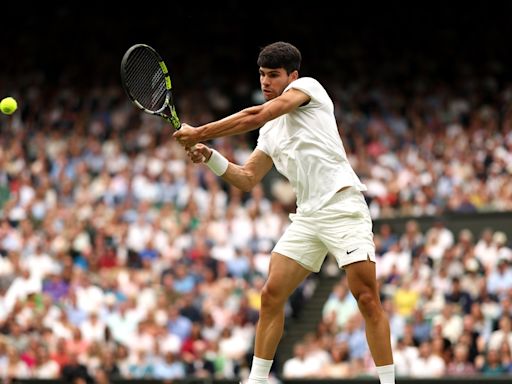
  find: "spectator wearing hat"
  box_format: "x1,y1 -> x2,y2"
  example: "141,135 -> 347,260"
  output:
460,258 -> 484,299
487,258 -> 512,301
494,232 -> 512,263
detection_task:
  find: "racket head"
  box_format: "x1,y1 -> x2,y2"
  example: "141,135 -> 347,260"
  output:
120,43 -> 181,130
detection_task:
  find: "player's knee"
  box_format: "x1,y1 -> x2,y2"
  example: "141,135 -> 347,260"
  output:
356,291 -> 381,320
261,283 -> 286,310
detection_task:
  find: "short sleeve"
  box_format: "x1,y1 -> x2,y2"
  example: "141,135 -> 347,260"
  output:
256,131 -> 271,157
285,77 -> 321,98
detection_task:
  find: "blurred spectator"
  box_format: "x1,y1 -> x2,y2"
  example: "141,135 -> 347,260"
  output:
167,306 -> 192,342
152,351 -> 186,380
474,228 -> 498,272
391,338 -> 415,377
432,304 -> 463,344
377,242 -> 411,279
460,258 -> 485,299
486,258 -> 512,300
80,311 -> 106,343
322,281 -> 358,329
446,343 -> 476,376
335,313 -> 368,360
126,350 -> 153,379
382,298 -> 406,343
320,342 -> 351,378
282,342 -> 320,378
487,316 -> 512,352
375,223 -> 399,254
393,276 -> 419,319
408,340 -> 445,377
477,348 -> 507,376
418,282 -> 446,321
445,277 -> 473,314
0,345 -> 31,380
494,232 -> 512,262
99,349 -> 121,381
431,334 -> 453,367
410,309 -> 431,343
42,272 -> 70,302
424,220 -> 454,266
3,267 -> 40,314
61,352 -> 94,384
66,327 -> 89,357
399,220 -> 424,257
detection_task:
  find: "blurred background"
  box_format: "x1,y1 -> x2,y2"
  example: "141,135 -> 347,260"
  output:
0,2 -> 511,383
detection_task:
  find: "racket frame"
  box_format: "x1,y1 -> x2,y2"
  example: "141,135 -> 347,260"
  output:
120,43 -> 181,130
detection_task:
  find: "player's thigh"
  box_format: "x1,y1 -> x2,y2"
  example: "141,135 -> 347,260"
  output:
273,216 -> 328,273
264,252 -> 312,302
344,258 -> 379,299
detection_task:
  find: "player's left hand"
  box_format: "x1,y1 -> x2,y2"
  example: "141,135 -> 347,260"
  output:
185,143 -> 211,163
173,123 -> 201,147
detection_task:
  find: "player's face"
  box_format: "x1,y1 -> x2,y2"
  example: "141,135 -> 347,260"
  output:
259,67 -> 297,101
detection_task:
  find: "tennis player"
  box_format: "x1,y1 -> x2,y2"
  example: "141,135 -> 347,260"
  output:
174,41 -> 395,384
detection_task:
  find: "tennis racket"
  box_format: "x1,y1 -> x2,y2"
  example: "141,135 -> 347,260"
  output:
120,43 -> 182,130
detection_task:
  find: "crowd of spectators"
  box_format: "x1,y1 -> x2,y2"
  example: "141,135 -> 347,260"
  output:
285,222 -> 512,379
0,8 -> 512,380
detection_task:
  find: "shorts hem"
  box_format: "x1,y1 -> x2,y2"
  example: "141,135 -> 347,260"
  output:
272,247 -> 322,273
335,248 -> 376,268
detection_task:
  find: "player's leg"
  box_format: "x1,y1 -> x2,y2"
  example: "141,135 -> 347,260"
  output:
254,251 -> 311,359
246,214 -> 325,384
317,188 -> 394,383
246,252 -> 311,384
345,258 -> 394,383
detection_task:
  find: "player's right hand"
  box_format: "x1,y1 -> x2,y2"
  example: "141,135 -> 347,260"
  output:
186,143 -> 212,164
174,123 -> 202,147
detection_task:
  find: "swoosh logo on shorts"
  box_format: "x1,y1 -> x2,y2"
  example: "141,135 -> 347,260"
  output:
347,248 -> 359,255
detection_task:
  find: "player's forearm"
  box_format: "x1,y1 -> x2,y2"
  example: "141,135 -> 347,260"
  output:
197,106 -> 265,141
220,163 -> 256,192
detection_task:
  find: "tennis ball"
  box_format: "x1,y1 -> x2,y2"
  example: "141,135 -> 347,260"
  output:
0,97 -> 18,115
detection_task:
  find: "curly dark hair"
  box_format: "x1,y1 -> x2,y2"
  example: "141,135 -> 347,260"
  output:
257,41 -> 301,74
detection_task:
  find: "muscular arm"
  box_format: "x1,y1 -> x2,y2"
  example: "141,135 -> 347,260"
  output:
199,89 -> 308,140
174,88 -> 309,146
221,149 -> 273,192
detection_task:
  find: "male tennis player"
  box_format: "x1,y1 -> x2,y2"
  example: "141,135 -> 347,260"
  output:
174,41 -> 395,384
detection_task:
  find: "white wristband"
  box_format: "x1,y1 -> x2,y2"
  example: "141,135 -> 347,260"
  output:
206,149 -> 229,176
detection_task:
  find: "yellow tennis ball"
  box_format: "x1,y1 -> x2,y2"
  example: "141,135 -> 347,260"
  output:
0,97 -> 18,115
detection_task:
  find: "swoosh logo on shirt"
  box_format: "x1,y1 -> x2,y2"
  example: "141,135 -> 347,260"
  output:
347,248 -> 359,255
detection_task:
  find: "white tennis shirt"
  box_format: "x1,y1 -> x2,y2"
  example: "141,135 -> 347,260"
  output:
256,77 -> 367,215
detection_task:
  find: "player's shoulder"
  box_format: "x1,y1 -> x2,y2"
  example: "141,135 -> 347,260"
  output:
287,77 -> 331,108
288,77 -> 327,96
290,76 -> 323,88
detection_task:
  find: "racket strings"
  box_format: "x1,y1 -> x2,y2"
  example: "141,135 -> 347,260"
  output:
125,48 -> 167,111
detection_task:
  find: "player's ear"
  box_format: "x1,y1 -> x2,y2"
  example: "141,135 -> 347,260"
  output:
290,70 -> 299,80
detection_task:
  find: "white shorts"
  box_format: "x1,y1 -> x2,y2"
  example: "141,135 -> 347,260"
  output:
273,187 -> 376,272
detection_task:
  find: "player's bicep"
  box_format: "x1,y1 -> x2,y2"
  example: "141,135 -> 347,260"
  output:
260,89 -> 310,122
